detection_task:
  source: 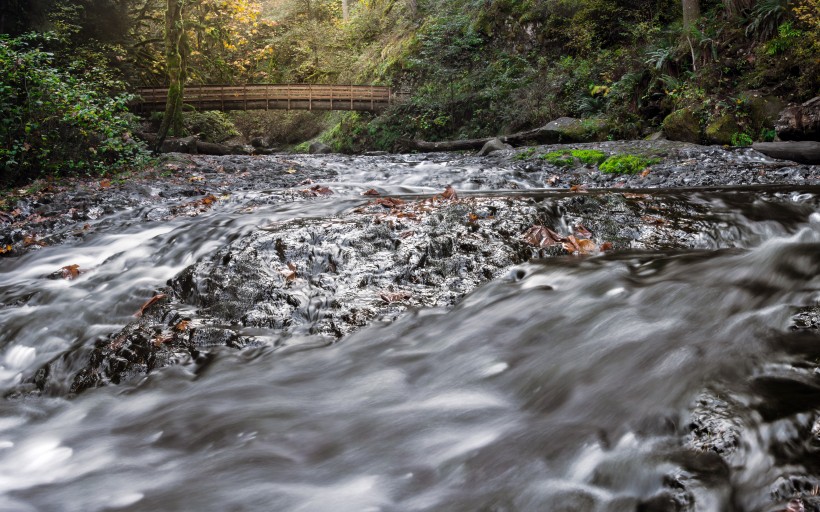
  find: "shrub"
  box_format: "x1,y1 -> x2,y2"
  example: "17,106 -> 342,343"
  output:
0,33 -> 145,185
730,132 -> 754,146
599,154 -> 658,174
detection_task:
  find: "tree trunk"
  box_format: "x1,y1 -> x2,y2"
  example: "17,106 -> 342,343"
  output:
342,0 -> 349,21
682,0 -> 700,30
155,0 -> 186,152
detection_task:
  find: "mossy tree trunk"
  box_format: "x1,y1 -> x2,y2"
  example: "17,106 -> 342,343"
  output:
155,0 -> 186,152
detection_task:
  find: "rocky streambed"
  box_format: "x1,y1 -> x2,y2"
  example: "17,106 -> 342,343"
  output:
1,140 -> 820,511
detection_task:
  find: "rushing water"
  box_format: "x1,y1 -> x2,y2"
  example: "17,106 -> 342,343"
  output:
1,153 -> 820,511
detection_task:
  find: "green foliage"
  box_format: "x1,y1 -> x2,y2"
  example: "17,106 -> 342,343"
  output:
764,21 -> 803,55
599,154 -> 658,174
730,132 -> 754,146
746,0 -> 789,40
759,127 -> 777,142
0,33 -> 146,186
185,111 -> 239,143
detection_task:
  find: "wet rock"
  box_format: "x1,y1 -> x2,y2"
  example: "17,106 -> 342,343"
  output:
478,138 -> 512,156
542,117 -> 609,143
776,97 -> 820,141
309,141 -> 332,154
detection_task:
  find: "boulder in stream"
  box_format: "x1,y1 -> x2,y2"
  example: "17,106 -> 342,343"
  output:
478,138 -> 512,156
776,96 -> 820,141
309,141 -> 333,154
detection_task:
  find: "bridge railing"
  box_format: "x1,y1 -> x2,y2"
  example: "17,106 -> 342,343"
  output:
133,84 -> 408,112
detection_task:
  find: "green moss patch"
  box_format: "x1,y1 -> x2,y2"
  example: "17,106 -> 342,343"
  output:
541,149 -> 607,167
599,154 -> 659,174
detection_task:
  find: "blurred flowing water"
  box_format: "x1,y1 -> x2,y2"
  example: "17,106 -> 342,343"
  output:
0,154 -> 819,511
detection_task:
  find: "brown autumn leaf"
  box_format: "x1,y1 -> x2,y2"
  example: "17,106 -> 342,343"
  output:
640,168 -> 651,177
599,241 -> 614,251
99,178 -> 111,189
174,319 -> 190,332
60,264 -> 81,280
380,290 -> 412,303
0,244 -> 12,255
374,197 -> 405,208
363,189 -> 380,196
23,235 -> 42,247
396,212 -> 417,219
574,224 -> 593,238
523,225 -> 565,248
569,184 -> 588,193
200,194 -> 218,206
441,185 -> 458,200
304,185 -> 333,197
152,334 -> 173,348
641,215 -> 666,225
282,262 -> 297,281
134,293 -> 167,317
562,235 -> 595,255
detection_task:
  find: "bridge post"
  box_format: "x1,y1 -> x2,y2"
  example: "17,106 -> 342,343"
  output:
330,86 -> 333,111
309,85 -> 312,111
287,85 -> 291,110
371,85 -> 374,111
265,84 -> 269,110
221,85 -> 225,111
350,84 -> 354,110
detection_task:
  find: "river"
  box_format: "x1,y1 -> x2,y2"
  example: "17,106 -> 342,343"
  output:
0,147 -> 819,511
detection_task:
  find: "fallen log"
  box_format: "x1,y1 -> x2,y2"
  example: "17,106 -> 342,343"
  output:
752,141 -> 820,165
403,117 -> 608,153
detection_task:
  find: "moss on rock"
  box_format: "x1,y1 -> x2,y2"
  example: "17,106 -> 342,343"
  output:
662,109 -> 701,144
704,114 -> 739,145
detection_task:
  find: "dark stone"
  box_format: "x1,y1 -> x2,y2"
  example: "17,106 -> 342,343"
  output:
309,141 -> 332,154
776,96 -> 820,141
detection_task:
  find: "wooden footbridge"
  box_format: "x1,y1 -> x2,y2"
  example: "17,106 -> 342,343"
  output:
133,84 -> 407,113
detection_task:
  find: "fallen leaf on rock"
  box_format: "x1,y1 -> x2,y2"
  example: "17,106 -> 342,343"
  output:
174,320 -> 190,332
363,189 -> 380,196
286,168 -> 297,174
282,262 -> 297,281
562,235 -> 596,255
99,179 -> 111,189
60,264 -> 81,280
599,241 -> 614,251
523,225 -> 564,248
380,290 -> 412,303
23,235 -> 43,247
640,169 -> 651,177
374,197 -> 405,208
188,175 -> 205,183
641,215 -> 666,225
441,185 -> 458,200
152,334 -> 173,348
303,185 -> 333,197
574,224 -> 593,238
570,184 -> 588,193
135,293 -> 167,317
200,194 -> 218,206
